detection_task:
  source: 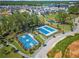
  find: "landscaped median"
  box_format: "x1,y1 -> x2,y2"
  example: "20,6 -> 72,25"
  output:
47,33 -> 79,58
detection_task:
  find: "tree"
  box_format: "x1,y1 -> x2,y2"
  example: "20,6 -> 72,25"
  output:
68,6 -> 79,14
0,10 -> 43,36
55,12 -> 68,24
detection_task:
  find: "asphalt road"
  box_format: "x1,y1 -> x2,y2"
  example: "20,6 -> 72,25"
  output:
34,17 -> 79,58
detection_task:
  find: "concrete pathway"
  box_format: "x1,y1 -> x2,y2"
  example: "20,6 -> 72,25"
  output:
9,43 -> 30,58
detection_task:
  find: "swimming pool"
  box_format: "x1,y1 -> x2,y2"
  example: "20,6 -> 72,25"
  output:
38,28 -> 50,34
38,25 -> 58,36
18,34 -> 38,49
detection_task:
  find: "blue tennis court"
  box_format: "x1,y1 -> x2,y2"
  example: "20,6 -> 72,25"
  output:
18,34 -> 38,49
38,25 -> 58,36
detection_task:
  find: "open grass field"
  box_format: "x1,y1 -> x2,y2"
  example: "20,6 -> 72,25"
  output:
47,33 -> 79,58
58,24 -> 71,32
45,13 -> 57,20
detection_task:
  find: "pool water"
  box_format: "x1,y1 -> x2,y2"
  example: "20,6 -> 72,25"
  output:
18,34 -> 38,49
38,28 -> 49,34
43,26 -> 55,32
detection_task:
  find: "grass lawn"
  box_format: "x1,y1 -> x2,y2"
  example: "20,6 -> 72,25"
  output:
49,23 -> 71,32
47,33 -> 79,58
6,52 -> 22,58
45,14 -> 56,19
35,34 -> 45,44
59,24 -> 71,32
0,45 -> 22,58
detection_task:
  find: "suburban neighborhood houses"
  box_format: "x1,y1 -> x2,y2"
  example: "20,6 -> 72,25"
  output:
0,4 -> 70,15
0,1 -> 79,58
